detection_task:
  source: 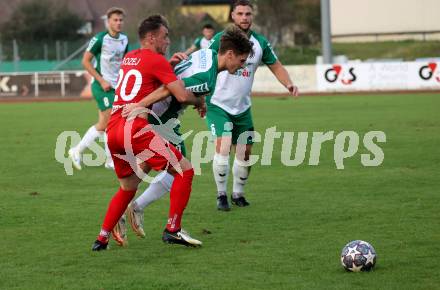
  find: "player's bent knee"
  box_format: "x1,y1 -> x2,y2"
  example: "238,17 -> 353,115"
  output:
179,157 -> 193,172
235,144 -> 253,161
119,174 -> 141,191
96,110 -> 111,131
119,183 -> 138,191
216,137 -> 232,155
234,157 -> 252,168
140,162 -> 152,174
95,123 -> 106,132
167,157 -> 193,176
245,144 -> 253,160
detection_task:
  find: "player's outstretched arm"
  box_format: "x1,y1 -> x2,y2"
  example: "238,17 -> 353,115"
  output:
169,52 -> 189,67
127,79 -> 198,109
121,86 -> 171,118
167,80 -> 202,106
121,80 -> 201,118
184,45 -> 197,56
268,60 -> 299,97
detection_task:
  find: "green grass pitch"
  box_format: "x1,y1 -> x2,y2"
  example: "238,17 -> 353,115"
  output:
0,93 -> 439,290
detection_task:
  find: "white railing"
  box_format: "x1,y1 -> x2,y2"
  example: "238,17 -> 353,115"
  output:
0,70 -> 90,98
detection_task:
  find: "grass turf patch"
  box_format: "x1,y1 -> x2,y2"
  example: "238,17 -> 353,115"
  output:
0,93 -> 439,289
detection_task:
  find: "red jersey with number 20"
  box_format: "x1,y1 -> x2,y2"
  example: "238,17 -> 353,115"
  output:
112,48 -> 177,109
107,48 -> 181,179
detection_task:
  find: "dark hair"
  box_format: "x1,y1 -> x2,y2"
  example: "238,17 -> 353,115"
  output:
106,7 -> 125,19
203,24 -> 214,30
219,25 -> 254,57
232,0 -> 253,10
138,15 -> 169,40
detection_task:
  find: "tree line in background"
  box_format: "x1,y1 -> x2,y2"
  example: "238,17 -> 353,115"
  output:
0,0 -> 322,64
1,0 -> 438,66
256,0 -> 320,45
0,0 -> 321,45
1,0 -> 84,42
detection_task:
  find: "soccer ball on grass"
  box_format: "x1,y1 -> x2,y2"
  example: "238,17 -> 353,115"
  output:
340,240 -> 376,272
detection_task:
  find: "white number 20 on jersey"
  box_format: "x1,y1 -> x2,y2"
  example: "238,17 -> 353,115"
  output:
114,69 -> 143,102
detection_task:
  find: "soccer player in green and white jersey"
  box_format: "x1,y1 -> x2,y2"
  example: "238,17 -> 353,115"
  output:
112,26 -> 253,240
185,24 -> 215,55
208,0 -> 299,211
69,7 -> 129,170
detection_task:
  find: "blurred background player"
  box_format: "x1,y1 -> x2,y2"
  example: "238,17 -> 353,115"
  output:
68,7 -> 129,170
92,15 -> 205,251
208,0 -> 299,211
184,23 -> 215,55
113,26 -> 253,239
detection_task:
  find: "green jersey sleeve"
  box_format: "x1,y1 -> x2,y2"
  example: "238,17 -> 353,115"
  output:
178,49 -> 218,94
86,32 -> 104,56
182,75 -> 211,94
193,37 -> 202,49
261,38 -> 278,65
251,31 -> 278,65
208,32 -> 222,52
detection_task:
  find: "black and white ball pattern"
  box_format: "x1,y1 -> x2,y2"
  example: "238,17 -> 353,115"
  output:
341,240 -> 376,272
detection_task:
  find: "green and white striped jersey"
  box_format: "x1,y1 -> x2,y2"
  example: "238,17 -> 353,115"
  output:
151,48 -> 218,123
86,31 -> 129,88
209,30 -> 278,115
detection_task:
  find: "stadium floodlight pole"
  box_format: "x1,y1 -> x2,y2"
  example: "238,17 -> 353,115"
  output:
320,0 -> 333,64
13,39 -> 19,72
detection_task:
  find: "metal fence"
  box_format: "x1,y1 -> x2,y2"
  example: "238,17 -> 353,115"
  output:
0,38 -> 189,72
0,39 -> 87,62
0,37 -> 293,72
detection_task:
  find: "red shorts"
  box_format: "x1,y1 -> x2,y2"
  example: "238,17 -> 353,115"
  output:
107,115 -> 183,179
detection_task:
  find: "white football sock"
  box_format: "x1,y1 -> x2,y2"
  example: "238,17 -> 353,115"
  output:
76,125 -> 103,153
213,153 -> 230,195
134,172 -> 174,211
232,157 -> 251,198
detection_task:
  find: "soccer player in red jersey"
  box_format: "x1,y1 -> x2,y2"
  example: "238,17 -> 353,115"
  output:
92,15 -> 204,251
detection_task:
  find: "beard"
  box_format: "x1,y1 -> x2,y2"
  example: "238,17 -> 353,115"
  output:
237,22 -> 251,32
